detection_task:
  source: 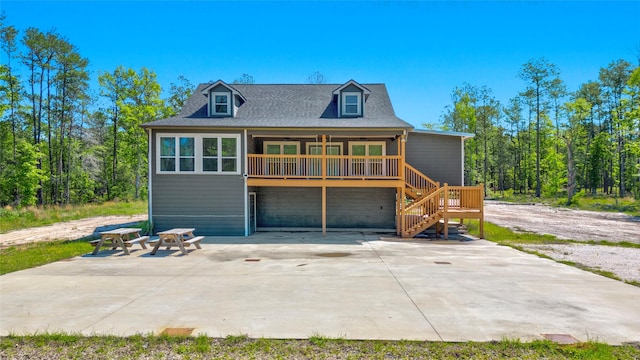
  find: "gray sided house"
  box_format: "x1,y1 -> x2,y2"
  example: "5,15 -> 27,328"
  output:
141,80 -> 484,238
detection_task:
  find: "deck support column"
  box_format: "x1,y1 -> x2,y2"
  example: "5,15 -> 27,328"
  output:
322,186 -> 327,235
322,135 -> 327,235
399,134 -> 406,237
443,183 -> 449,239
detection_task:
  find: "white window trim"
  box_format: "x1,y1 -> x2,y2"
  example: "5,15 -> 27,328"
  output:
156,133 -> 241,174
341,91 -> 362,116
306,142 -> 343,155
348,141 -> 386,156
263,141 -> 300,154
348,141 -> 387,176
211,91 -> 231,116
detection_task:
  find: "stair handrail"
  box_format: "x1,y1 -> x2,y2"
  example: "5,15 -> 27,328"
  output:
404,184 -> 445,214
401,185 -> 446,236
404,164 -> 439,196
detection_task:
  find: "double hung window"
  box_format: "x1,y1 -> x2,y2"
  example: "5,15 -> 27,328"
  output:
342,92 -> 361,116
212,92 -> 231,115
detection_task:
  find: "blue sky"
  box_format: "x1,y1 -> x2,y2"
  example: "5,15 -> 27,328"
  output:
3,1 -> 639,128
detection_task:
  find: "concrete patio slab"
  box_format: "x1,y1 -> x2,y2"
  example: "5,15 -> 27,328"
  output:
1,232 -> 639,344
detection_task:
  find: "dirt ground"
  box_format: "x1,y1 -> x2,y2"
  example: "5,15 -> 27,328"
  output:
0,214 -> 147,248
483,200 -> 640,244
483,201 -> 640,283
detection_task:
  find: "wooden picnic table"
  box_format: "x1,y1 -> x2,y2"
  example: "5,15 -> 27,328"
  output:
92,227 -> 149,255
151,228 -> 203,255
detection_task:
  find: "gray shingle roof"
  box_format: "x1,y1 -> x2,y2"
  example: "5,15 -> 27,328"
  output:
142,83 -> 413,130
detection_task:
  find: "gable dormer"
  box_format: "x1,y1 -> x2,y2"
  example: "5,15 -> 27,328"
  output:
200,80 -> 246,117
332,80 -> 371,117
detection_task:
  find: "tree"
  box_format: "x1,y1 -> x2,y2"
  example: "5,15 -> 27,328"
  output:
563,98 -> 591,204
306,71 -> 329,84
0,14 -> 19,163
504,97 -> 525,192
98,66 -> 131,199
166,75 -> 193,116
620,66 -> 640,198
599,59 -> 633,197
575,81 -> 603,194
518,57 -> 560,197
232,73 -> 254,84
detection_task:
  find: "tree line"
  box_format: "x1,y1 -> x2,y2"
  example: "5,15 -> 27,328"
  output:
438,57 -> 640,204
1,18 -> 638,208
0,17 -> 194,207
0,17 -> 332,208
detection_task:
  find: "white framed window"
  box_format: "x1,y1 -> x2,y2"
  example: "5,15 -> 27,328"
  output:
341,92 -> 361,116
348,141 -> 386,176
211,91 -> 231,115
307,142 -> 343,177
263,141 -> 300,176
157,133 -> 240,174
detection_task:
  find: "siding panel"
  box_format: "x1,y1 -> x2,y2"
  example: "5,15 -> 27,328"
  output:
405,132 -> 463,186
257,187 -> 321,227
327,188 -> 395,228
152,174 -> 245,235
256,187 -> 395,229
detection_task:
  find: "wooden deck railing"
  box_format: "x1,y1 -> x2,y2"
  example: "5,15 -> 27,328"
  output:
444,185 -> 484,210
247,154 -> 401,179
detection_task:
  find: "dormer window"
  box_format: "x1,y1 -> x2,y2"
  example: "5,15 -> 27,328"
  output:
342,92 -> 361,116
333,80 -> 369,118
213,92 -> 230,115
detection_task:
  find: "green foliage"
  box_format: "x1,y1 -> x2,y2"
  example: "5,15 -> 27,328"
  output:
1,140 -> 45,207
1,334 -> 638,359
0,240 -> 91,275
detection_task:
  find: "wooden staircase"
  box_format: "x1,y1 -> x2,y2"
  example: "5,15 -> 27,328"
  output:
400,164 -> 484,238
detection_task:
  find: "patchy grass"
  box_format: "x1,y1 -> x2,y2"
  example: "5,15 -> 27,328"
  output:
466,220 -> 560,246
1,333 -> 638,359
466,220 -> 640,248
465,220 -> 639,286
0,240 -> 92,275
0,200 -> 147,233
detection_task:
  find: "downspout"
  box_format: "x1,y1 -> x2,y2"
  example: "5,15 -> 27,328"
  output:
244,129 -> 249,236
147,129 -> 153,228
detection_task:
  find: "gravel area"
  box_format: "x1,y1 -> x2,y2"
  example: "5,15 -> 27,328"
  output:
485,201 -> 640,284
521,243 -> 640,283
484,201 -> 640,243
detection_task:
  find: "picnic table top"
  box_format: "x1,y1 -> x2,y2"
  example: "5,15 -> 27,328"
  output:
99,227 -> 142,236
157,228 -> 195,235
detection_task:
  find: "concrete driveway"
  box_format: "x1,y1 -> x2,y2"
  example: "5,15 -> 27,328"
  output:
1,232 -> 639,344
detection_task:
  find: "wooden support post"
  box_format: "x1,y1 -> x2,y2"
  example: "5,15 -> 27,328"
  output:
322,186 -> 327,235
479,183 -> 485,238
443,183 -> 449,239
399,134 -> 406,237
396,187 -> 402,236
321,135 -> 327,180
322,135 -> 327,235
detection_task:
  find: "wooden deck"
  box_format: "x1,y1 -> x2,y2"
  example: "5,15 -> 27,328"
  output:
246,148 -> 483,239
